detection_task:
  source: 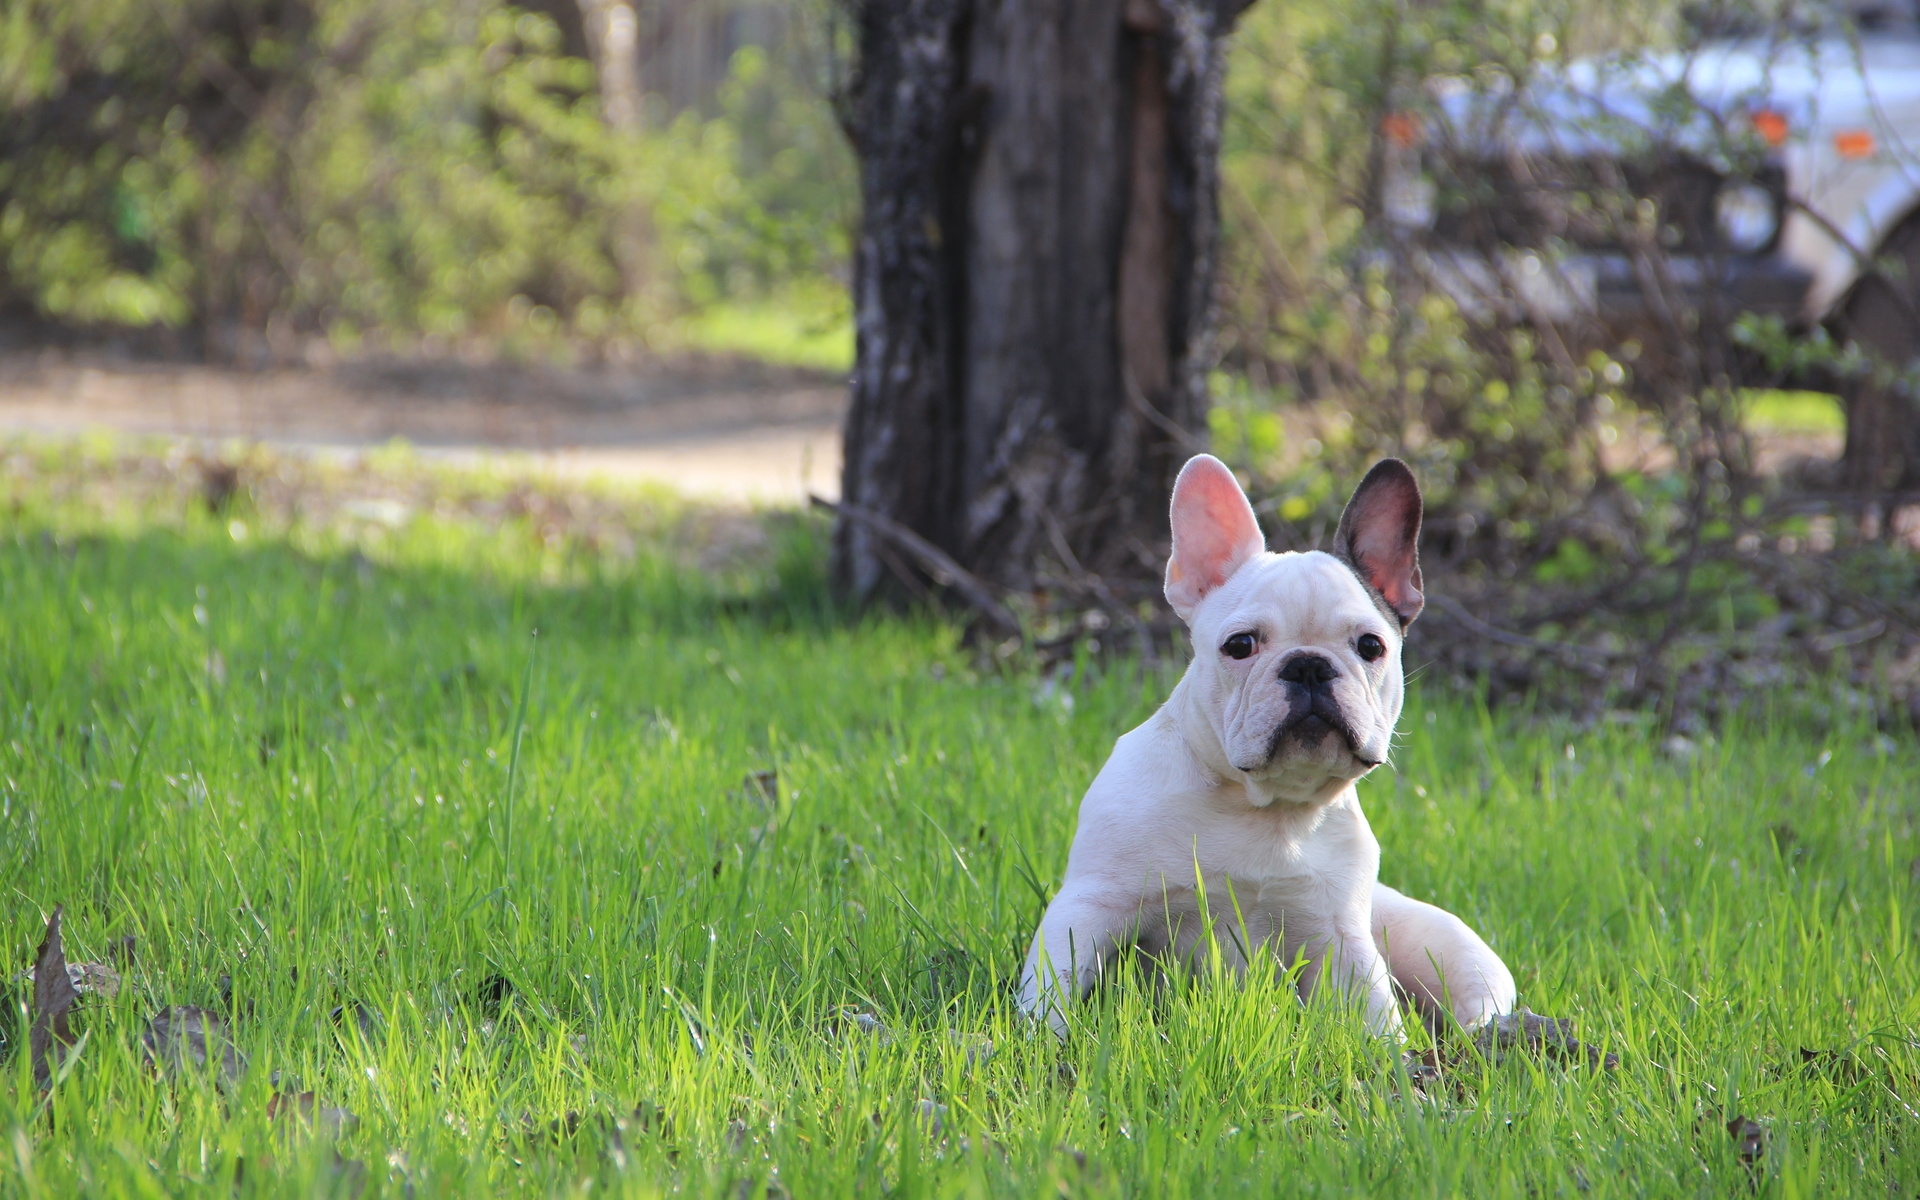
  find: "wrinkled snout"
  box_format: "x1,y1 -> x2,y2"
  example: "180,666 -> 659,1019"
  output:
1268,650 -> 1375,765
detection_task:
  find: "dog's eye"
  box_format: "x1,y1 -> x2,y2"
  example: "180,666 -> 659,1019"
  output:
1356,633 -> 1387,662
1221,632 -> 1257,661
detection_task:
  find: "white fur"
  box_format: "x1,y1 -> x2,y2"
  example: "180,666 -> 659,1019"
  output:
1018,462 -> 1515,1038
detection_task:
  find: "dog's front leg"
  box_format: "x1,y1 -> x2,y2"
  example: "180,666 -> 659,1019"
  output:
1018,885 -> 1134,1037
1344,929 -> 1403,1038
1370,882 -> 1515,1032
1298,923 -> 1404,1039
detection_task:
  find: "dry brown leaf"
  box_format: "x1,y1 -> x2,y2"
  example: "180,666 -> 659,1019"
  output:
29,905 -> 81,1090
1727,1114 -> 1769,1167
20,961 -> 122,1000
268,1090 -> 358,1137
1471,1009 -> 1620,1070
141,1005 -> 248,1091
330,1000 -> 383,1043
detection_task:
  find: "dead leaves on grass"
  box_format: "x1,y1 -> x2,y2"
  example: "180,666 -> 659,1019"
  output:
266,1089 -> 360,1137
17,904 -> 365,1149
1724,1113 -> 1769,1169
1471,1009 -> 1620,1070
514,1098 -> 672,1144
1395,1007 -> 1619,1104
1790,1041 -> 1918,1090
22,960 -> 123,1002
17,906 -> 129,1090
330,999 -> 384,1044
729,769 -> 789,842
28,906 -> 82,1089
504,1100 -> 674,1175
2,909 -> 201,1111
10,897 -> 1884,1194
1407,1007 -> 1620,1085
141,1005 -> 248,1091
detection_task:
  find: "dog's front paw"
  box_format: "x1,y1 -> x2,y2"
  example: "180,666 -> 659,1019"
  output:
1017,949 -> 1091,1042
1363,989 -> 1408,1042
1016,989 -> 1072,1042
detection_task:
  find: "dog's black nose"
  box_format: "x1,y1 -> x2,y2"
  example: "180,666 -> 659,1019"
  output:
1278,654 -> 1338,689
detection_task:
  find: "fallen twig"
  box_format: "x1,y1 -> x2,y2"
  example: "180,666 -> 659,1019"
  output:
812,496 -> 1022,636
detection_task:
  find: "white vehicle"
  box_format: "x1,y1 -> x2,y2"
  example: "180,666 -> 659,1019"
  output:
1391,3 -> 1920,343
1387,2 -> 1920,487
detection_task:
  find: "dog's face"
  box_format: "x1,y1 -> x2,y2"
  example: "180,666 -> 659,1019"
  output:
1164,456 -> 1427,806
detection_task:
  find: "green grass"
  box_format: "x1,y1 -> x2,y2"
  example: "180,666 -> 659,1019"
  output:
2,443 -> 1918,1197
679,297 -> 854,374
1738,390 -> 1847,436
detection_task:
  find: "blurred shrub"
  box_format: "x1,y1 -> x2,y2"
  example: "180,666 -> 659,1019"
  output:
1218,0 -> 1673,541
651,45 -> 852,315
1213,0 -> 1808,584
1216,0 -> 1920,721
0,0 -> 852,355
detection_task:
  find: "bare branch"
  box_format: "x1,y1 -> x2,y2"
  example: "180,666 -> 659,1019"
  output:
813,496 -> 1022,636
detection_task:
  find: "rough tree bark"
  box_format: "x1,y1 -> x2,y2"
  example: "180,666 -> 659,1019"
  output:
835,0 -> 1256,604
1835,216 -> 1920,498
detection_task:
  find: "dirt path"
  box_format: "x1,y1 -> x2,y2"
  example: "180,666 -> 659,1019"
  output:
0,350 -> 847,504
0,346 -> 1851,509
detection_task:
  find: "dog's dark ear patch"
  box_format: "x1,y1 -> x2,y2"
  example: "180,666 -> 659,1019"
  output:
1332,459 -> 1424,627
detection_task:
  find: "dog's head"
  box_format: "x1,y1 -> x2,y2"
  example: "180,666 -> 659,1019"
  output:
1165,455 -> 1425,806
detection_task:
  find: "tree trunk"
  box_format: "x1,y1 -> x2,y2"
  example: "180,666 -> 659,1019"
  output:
1835,216 -> 1920,497
835,0 -> 1254,604
579,0 -> 652,300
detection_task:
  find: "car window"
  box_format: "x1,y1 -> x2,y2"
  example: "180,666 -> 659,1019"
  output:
1683,0 -> 1920,39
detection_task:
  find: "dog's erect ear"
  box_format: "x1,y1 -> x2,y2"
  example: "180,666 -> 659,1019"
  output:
1332,458 -> 1424,627
1165,455 -> 1267,623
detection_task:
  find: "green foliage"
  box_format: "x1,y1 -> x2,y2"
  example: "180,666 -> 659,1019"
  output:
650,43 -> 856,368
1739,389 -> 1847,435
1218,1 -> 1671,530
651,46 -> 853,312
680,294 -> 853,372
0,0 -> 612,336
1533,536 -> 1600,585
0,2 -> 853,350
1,450 -> 1917,1195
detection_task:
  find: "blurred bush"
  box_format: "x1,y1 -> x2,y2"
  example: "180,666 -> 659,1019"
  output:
0,0 -> 852,359
1218,0 -> 1673,535
1214,0 -> 1920,722
651,45 -> 851,316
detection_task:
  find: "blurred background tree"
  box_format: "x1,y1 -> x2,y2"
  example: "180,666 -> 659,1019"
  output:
831,0 -> 1255,603
0,0 -> 853,365
2,0 -> 1915,719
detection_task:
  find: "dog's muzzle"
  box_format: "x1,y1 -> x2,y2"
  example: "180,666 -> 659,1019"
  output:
1266,653 -> 1379,766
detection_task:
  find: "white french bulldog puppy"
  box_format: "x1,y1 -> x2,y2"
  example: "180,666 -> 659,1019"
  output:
1018,454 -> 1515,1038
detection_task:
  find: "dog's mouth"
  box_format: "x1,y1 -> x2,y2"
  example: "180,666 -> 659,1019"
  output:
1265,693 -> 1380,768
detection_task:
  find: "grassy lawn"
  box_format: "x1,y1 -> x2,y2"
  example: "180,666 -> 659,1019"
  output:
679,297 -> 855,374
2,442 -> 1917,1197
1738,391 -> 1847,436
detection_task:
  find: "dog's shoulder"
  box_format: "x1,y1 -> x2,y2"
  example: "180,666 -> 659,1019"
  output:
1097,705 -> 1211,799
1075,706 -> 1221,856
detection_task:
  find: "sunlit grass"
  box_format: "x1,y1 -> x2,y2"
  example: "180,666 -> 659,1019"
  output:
1,449 -> 1916,1197
1739,389 -> 1846,435
679,297 -> 854,374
